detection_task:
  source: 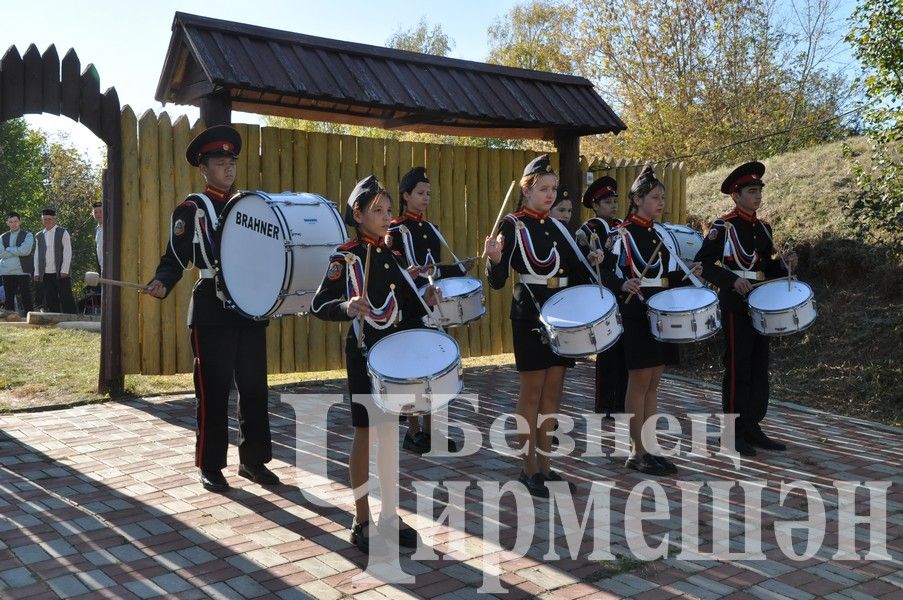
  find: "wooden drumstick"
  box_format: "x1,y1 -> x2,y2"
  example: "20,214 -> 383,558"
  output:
481,180 -> 517,260
84,271 -> 147,290
357,244 -> 372,351
588,232 -> 608,300
624,239 -> 663,305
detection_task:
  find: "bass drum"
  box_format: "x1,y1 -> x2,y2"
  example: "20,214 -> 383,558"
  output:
661,223 -> 704,263
217,191 -> 347,319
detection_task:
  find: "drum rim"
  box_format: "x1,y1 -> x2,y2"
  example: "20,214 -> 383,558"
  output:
420,276 -> 483,298
750,308 -> 818,336
541,304 -> 619,331
646,287 -> 717,311
216,191 -> 290,320
549,325 -> 622,357
371,379 -> 464,416
540,284 -> 616,323
367,328 -> 462,379
747,281 -> 814,313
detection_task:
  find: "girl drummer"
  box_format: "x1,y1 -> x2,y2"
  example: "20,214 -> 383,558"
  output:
388,166 -> 475,455
483,155 -> 620,497
311,175 -> 441,553
604,166 -> 702,476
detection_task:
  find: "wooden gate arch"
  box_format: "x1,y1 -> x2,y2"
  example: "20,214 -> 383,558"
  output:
0,43 -> 123,393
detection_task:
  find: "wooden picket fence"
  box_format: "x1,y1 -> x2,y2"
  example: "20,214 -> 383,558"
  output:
118,109 -> 686,375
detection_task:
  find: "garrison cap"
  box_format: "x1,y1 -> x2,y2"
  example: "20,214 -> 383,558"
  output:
345,175 -> 384,227
582,176 -> 617,208
552,188 -> 570,208
399,166 -> 429,195
721,161 -> 765,195
522,154 -> 554,178
186,125 -> 241,167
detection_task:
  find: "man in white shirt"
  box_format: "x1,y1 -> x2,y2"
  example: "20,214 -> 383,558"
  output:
93,201 -> 103,272
34,207 -> 76,313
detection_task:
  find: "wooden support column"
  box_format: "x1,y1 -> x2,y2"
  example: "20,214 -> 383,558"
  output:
555,131 -> 581,231
199,89 -> 232,126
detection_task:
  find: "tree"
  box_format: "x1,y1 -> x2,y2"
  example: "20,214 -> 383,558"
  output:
387,17 -> 454,56
486,1 -> 577,73
0,119 -> 48,224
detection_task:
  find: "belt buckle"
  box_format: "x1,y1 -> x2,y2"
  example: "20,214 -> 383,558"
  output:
546,277 -> 560,289
756,271 -> 765,281
660,278 -> 669,289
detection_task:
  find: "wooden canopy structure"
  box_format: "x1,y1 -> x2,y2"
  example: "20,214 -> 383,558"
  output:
155,12 -> 625,202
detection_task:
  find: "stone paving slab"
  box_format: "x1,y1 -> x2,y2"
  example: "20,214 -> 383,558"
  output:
0,361 -> 900,598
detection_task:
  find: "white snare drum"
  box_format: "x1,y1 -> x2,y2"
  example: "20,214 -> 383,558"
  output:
647,287 -> 721,343
217,191 -> 347,319
420,276 -> 485,327
367,329 -> 463,416
539,285 -> 622,358
661,223 -> 704,263
747,280 -> 817,336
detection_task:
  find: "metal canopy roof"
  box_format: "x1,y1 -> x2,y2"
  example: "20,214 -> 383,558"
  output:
155,12 -> 625,140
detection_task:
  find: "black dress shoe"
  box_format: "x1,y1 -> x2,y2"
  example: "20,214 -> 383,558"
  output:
199,469 -> 229,492
238,463 -> 280,485
518,471 -> 549,498
543,470 -> 577,493
746,431 -> 787,451
625,454 -> 668,476
734,437 -> 758,457
650,455 -> 678,474
402,431 -> 430,454
350,519 -> 370,553
379,517 -> 419,548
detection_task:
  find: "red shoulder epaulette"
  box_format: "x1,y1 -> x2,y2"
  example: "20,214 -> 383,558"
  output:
721,209 -> 739,220
337,240 -> 358,251
178,199 -> 198,209
390,215 -> 407,226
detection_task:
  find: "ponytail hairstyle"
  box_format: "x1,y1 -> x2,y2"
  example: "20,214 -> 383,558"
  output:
627,164 -> 665,215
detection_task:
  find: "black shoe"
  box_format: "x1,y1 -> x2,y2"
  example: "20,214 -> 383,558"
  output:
625,454 -> 668,476
544,470 -> 577,493
746,431 -> 787,451
734,437 -> 758,457
350,519 -> 370,553
602,413 -> 615,421
238,463 -> 280,485
199,469 -> 229,492
379,517 -> 419,548
402,431 -> 430,454
518,471 -> 549,498
650,455 -> 678,475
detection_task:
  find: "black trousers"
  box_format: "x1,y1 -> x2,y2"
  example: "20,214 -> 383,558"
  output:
41,273 -> 76,313
1,275 -> 33,313
594,340 -> 628,414
190,325 -> 272,470
722,310 -> 771,435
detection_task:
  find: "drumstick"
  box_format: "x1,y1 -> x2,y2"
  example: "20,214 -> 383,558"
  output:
588,233 -> 609,300
480,180 -> 517,260
624,239 -> 663,305
84,271 -> 147,290
357,244 -> 372,351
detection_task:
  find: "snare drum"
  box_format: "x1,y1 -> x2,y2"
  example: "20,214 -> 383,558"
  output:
661,223 -> 704,263
217,191 -> 347,319
367,329 -> 463,416
646,287 -> 721,343
747,280 -> 817,336
420,276 -> 485,327
539,285 -> 622,358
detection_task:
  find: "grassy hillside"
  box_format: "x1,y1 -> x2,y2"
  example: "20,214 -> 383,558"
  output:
677,136 -> 902,426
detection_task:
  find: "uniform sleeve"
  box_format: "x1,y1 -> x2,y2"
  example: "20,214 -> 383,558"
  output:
486,217 -> 516,290
310,253 -> 352,322
760,223 -> 788,279
599,231 -> 626,293
695,221 -> 737,292
150,201 -> 198,297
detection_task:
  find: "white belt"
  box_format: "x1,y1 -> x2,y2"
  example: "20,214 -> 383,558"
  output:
730,269 -> 764,281
199,268 -> 216,279
639,277 -> 666,288
519,274 -> 568,288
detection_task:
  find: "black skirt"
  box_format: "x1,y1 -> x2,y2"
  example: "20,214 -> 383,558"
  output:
512,318 -> 576,372
620,313 -> 679,370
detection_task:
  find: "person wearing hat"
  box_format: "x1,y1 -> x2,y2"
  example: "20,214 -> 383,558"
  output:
1,211 -> 35,316
145,125 -> 279,493
311,175 -> 442,553
388,166 -> 474,455
33,207 -> 77,314
483,154 -> 618,497
577,176 -> 628,419
550,188 -> 573,223
603,166 -> 703,476
694,161 -> 798,457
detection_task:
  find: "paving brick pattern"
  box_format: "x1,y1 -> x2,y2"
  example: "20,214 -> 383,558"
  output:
0,362 -> 900,598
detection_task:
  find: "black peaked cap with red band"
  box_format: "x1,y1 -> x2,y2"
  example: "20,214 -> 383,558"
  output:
186,125 -> 242,167
721,161 -> 766,195
582,176 -> 617,208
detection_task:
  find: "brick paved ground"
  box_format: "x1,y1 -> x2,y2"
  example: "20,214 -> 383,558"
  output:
0,361 -> 900,599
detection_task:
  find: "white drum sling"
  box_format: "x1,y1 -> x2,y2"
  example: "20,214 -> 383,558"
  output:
646,287 -> 721,343
539,285 -> 622,357
747,280 -> 817,336
217,192 -> 347,319
367,329 -> 463,416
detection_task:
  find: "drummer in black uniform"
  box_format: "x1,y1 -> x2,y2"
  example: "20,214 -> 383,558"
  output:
388,166 -> 474,454
603,166 -> 702,476
577,176 -> 628,419
549,188 -> 574,223
483,155 -> 618,497
145,125 -> 278,492
311,175 -> 442,553
694,161 -> 797,456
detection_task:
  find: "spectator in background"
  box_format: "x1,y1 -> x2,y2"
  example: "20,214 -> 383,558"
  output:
0,211 -> 35,316
93,201 -> 103,273
34,207 -> 76,314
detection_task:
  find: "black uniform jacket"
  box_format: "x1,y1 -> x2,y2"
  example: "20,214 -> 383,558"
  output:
694,208 -> 788,313
151,185 -> 265,328
578,216 -> 621,255
388,211 -> 465,287
310,234 -> 428,348
487,207 -> 620,321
